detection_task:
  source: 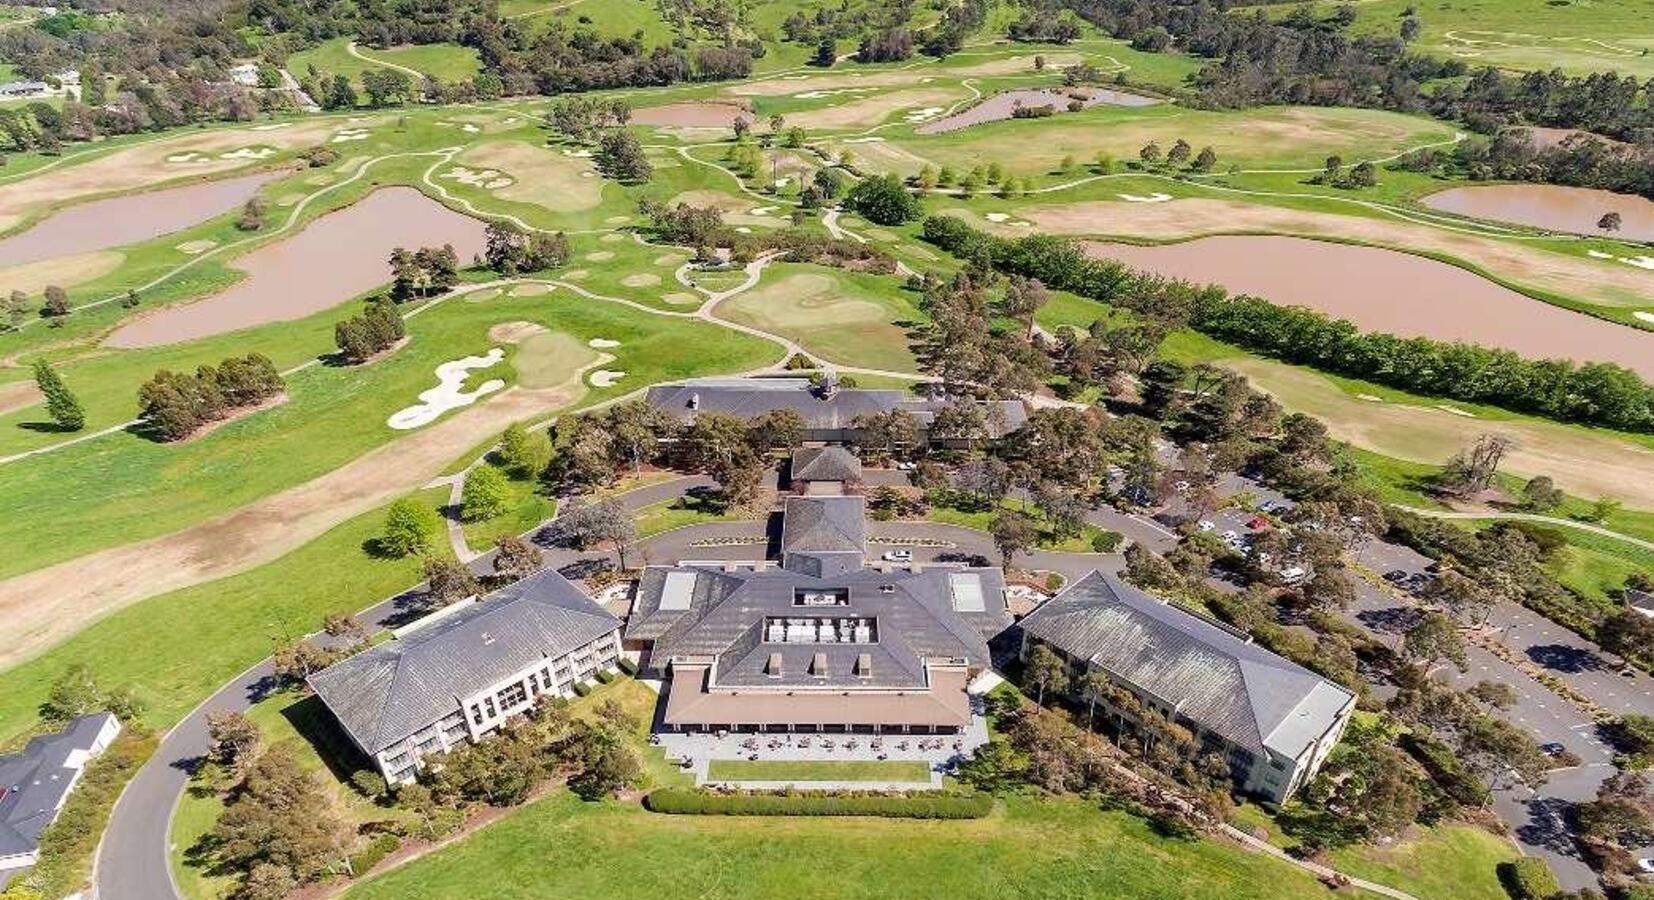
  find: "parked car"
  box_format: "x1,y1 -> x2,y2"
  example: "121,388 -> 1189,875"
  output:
1541,742 -> 1567,757
881,549 -> 914,562
1197,520 -> 1215,532
1383,570 -> 1409,583
1279,565 -> 1308,585
1636,857 -> 1654,874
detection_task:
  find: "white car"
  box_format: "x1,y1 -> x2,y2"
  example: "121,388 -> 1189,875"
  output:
1197,520 -> 1215,532
1220,530 -> 1239,543
1638,858 -> 1654,874
1279,565 -> 1308,585
882,549 -> 914,562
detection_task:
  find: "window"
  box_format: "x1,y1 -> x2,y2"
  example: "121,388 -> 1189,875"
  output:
1270,758 -> 1286,771
470,703 -> 483,725
385,752 -> 410,768
558,680 -> 574,694
498,681 -> 529,710
393,767 -> 416,783
417,738 -> 441,754
484,697 -> 496,718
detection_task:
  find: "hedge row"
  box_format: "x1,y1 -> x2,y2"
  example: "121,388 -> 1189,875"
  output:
644,789 -> 993,819
348,833 -> 401,876
1497,857 -> 1561,900
30,727 -> 157,897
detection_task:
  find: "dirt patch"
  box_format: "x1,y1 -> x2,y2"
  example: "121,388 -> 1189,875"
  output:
0,249 -> 125,295
662,292 -> 698,305
0,378 -> 590,667
954,53 -> 1084,76
652,253 -> 682,266
631,101 -> 754,128
726,72 -> 927,98
458,141 -> 603,212
0,379 -> 41,416
464,288 -> 502,302
1084,235 -> 1654,378
176,240 -> 218,255
104,188 -> 488,349
1226,357 -> 1654,507
1013,198 -> 1654,312
790,88 -> 967,129
585,251 -> 615,262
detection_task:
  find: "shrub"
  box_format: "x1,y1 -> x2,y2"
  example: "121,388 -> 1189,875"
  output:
573,681 -> 592,697
348,833 -> 400,876
595,668 -> 616,684
844,173 -> 922,226
1399,732 -> 1490,807
644,789 -> 993,819
1496,857 -> 1560,900
617,657 -> 639,676
1090,530 -> 1124,552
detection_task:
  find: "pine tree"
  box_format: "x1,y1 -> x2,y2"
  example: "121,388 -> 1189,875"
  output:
33,358 -> 84,431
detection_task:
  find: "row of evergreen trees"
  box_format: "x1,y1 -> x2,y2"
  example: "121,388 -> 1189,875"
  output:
333,299 -> 407,363
137,354 -> 285,442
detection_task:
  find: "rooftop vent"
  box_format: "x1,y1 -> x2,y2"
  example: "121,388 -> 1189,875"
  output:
766,652 -> 783,678
855,653 -> 872,677
811,652 -> 828,676
480,631 -> 495,645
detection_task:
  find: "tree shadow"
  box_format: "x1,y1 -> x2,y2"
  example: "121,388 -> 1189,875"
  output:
279,692 -> 376,784
16,420 -> 76,434
1527,643 -> 1607,675
1357,605 -> 1422,635
1517,795 -> 1584,857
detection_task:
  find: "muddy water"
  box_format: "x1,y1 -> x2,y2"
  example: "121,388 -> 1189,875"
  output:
916,87 -> 1155,135
0,171 -> 284,267
1084,235 -> 1654,378
1423,183 -> 1654,242
105,187 -> 489,349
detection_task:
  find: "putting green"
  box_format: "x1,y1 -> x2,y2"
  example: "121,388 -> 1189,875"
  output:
459,140 -> 605,212
717,267 -> 922,373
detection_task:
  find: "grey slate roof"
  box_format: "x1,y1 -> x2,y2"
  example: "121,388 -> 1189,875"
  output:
0,713 -> 118,859
781,496 -> 866,555
1020,571 -> 1352,759
644,378 -> 1027,438
309,570 -> 619,754
790,446 -> 862,483
629,564 -> 1010,691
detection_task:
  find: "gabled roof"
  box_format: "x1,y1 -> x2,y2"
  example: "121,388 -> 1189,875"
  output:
781,496 -> 866,556
791,446 -> 863,483
643,378 -> 1027,437
0,713 -> 118,858
628,564 -> 1009,691
1020,571 -> 1352,760
309,570 -> 619,754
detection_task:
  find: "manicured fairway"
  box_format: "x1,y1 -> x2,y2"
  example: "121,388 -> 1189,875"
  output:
717,264 -> 925,373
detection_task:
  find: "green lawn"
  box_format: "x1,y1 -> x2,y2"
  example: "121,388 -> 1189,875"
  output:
287,38 -> 481,87
344,792 -> 1340,900
635,497 -> 754,538
717,263 -> 926,373
460,473 -> 556,552
923,498 -> 1116,555
0,487 -> 448,742
705,759 -> 933,783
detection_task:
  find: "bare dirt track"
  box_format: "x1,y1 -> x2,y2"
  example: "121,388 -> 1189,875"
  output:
1015,197 -> 1654,310
0,376 -> 587,668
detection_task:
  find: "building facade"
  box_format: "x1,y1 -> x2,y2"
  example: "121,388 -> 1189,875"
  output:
1018,571 -> 1353,804
309,570 -> 623,785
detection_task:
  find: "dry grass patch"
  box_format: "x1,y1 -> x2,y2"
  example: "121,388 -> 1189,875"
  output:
631,101 -> 753,127
0,379 -> 40,416
1227,357 -> 1654,506
621,273 -> 661,287
790,88 -> 968,129
458,140 -> 604,212
955,52 -> 1083,75
1015,197 -> 1652,311
0,249 -> 124,294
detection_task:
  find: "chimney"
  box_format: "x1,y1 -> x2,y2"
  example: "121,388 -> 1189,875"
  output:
818,370 -> 839,399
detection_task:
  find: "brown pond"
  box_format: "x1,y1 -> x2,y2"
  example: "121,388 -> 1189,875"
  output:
105,187 -> 489,349
1422,183 -> 1654,243
916,87 -> 1156,135
0,170 -> 284,268
1084,236 -> 1654,378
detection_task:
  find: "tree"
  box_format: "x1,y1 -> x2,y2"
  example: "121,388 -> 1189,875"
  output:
32,358 -> 84,431
1025,643 -> 1070,706
1138,142 -> 1162,166
1077,669 -> 1114,730
41,663 -> 105,722
1440,433 -> 1514,495
493,534 -> 541,580
42,284 -> 69,317
1599,608 -> 1654,668
554,498 -> 637,568
460,464 -> 510,522
236,197 -> 265,231
956,737 -> 1030,793
812,37 -> 837,67
1122,543 -> 1181,592
1302,567 -> 1356,612
1003,275 -> 1049,338
424,557 -> 481,606
206,710 -> 260,774
594,129 -> 651,182
1469,680 -> 1518,710
380,498 -> 440,557
272,639 -> 333,683
844,173 -> 922,225
990,509 -> 1038,568
1404,610 -> 1467,671
1167,138 -> 1191,167
1576,770 -> 1654,847
209,743 -> 351,888
1461,715 -> 1550,788
1191,146 -> 1217,173
1598,211 -> 1622,232
1519,475 -> 1564,512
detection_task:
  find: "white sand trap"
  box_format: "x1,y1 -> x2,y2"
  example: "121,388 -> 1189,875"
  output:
585,251 -> 614,262
621,273 -> 660,287
219,147 -> 274,160
750,206 -> 778,216
1623,256 -> 1654,270
773,178 -> 790,188
503,117 -> 519,125
176,239 -> 218,255
1588,249 -> 1614,259
166,152 -> 203,163
1435,404 -> 1476,418
605,215 -> 631,224
794,88 -> 877,99
589,370 -> 626,387
387,348 -> 507,430
563,149 -> 594,158
1118,193 -> 1174,203
441,166 -> 514,189
904,107 -> 944,122
331,129 -> 370,144
461,123 -> 480,133
842,137 -> 886,144
588,338 -> 621,348
735,226 -> 753,234
1635,311 -> 1654,324
1011,221 -> 1033,228
580,171 -> 596,178
985,212 -> 1011,222
484,178 -> 511,189
250,122 -> 292,131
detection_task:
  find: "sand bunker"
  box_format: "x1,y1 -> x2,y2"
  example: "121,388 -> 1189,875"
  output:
218,147 -> 275,160
166,152 -> 206,163
621,273 -> 660,287
985,213 -> 1011,222
387,348 -> 507,430
250,123 -> 292,131
1119,193 -> 1173,203
1625,256 -> 1654,270
331,128 -> 371,143
588,338 -> 620,348
460,141 -> 602,212
589,370 -> 626,387
441,166 -> 516,189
